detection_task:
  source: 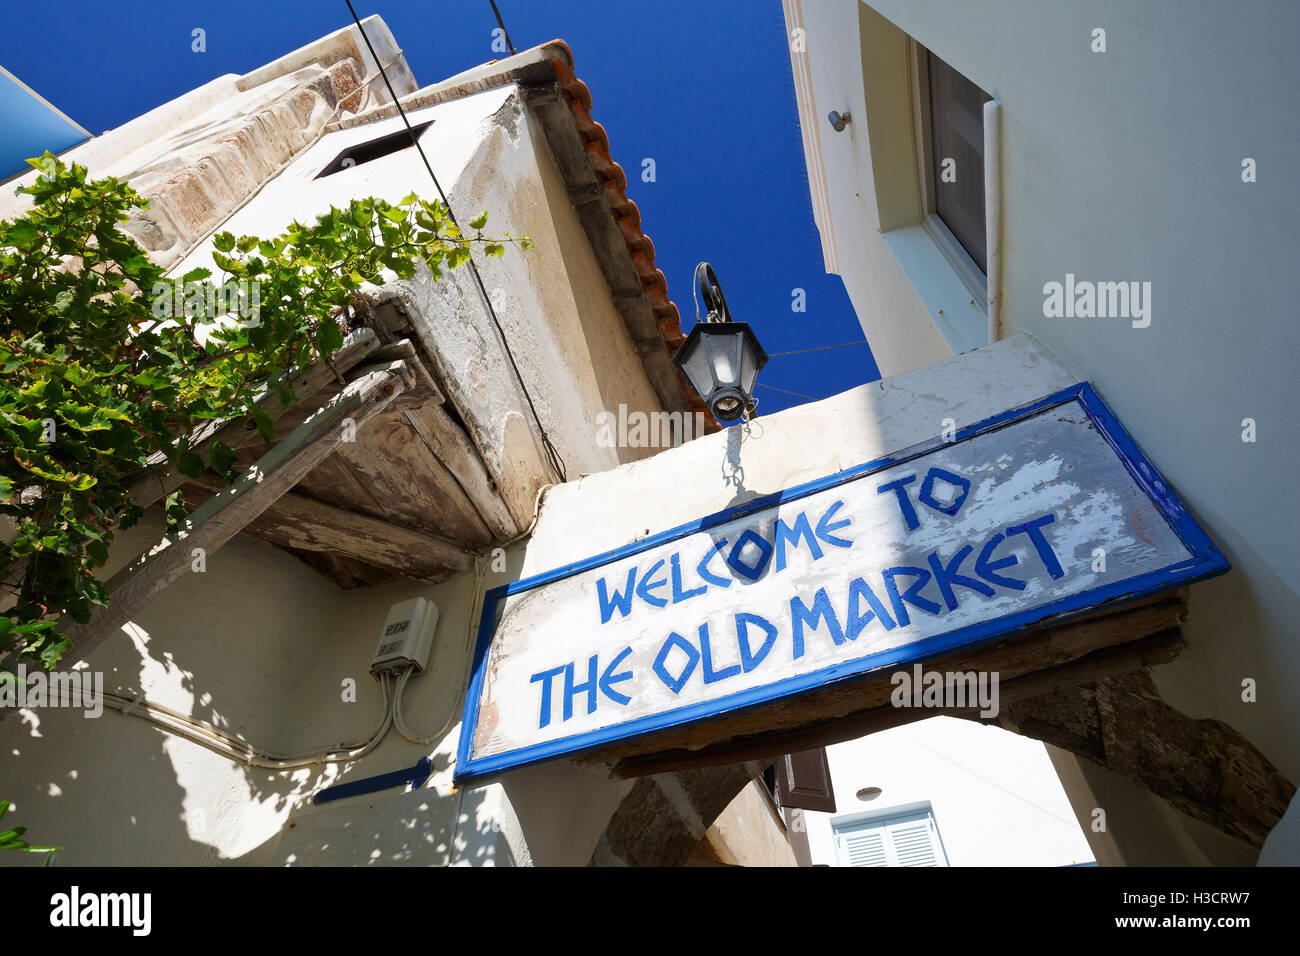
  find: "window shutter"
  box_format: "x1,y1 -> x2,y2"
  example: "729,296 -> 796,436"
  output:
842,828 -> 890,867
774,748 -> 837,813
834,808 -> 948,867
887,817 -> 940,866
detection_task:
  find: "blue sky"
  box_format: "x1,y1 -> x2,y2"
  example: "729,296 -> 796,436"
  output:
0,0 -> 880,415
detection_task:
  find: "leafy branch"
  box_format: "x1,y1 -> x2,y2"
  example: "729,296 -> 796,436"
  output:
0,799 -> 58,865
0,153 -> 532,671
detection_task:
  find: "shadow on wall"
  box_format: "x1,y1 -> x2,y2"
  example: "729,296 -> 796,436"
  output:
0,510 -> 494,865
269,783 -> 515,866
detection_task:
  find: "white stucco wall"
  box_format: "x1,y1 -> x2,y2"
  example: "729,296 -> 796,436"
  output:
786,0 -> 1300,863
804,717 -> 1094,866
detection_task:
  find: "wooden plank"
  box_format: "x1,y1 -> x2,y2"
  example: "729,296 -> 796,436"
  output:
250,340 -> 440,441
290,551 -> 400,590
125,328 -> 382,510
402,406 -> 519,539
331,415 -> 493,546
291,451 -> 389,516
57,360 -> 415,668
609,624 -> 1187,778
186,474 -> 472,578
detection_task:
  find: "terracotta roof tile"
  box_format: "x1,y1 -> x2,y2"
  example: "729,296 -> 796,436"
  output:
548,46 -> 712,428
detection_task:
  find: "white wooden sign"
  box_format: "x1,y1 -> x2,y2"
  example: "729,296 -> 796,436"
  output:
454,384 -> 1227,781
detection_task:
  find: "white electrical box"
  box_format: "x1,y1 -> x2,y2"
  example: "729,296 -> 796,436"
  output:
370,597 -> 440,675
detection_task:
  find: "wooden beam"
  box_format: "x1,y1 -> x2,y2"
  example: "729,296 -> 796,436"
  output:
401,407 -> 519,539
610,627 -> 1187,778
186,474 -> 472,578
125,328 -> 382,510
57,360 -> 415,668
1000,669 -> 1295,849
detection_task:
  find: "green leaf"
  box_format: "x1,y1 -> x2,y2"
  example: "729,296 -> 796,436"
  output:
316,319 -> 343,356
176,452 -> 205,479
249,407 -> 276,445
37,634 -> 70,670
468,212 -> 488,231
0,160 -> 514,673
5,221 -> 40,246
209,440 -> 239,479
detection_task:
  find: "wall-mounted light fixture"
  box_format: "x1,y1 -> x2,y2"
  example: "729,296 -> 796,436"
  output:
672,263 -> 768,423
856,786 -> 883,801
828,110 -> 852,132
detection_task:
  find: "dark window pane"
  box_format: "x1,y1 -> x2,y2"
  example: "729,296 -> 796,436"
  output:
927,51 -> 992,271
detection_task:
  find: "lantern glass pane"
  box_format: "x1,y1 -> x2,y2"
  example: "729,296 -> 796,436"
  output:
739,333 -> 760,392
710,329 -> 743,388
679,336 -> 713,397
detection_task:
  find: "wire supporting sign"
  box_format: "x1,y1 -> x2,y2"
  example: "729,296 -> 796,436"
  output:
454,383 -> 1229,782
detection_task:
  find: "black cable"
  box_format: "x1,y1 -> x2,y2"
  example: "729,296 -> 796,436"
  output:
489,0 -> 517,55
756,382 -> 816,401
345,2 -> 566,482
768,339 -> 869,357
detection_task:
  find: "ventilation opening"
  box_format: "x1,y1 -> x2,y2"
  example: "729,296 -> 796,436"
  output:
315,121 -> 434,178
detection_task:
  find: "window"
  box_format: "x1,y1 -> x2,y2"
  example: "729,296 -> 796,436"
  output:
833,806 -> 949,867
315,121 -> 433,178
925,51 -> 993,271
912,46 -> 994,299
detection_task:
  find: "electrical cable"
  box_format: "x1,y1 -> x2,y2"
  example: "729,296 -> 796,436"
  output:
392,549 -> 490,747
488,0 -> 516,55
767,339 -> 869,357
345,1 -> 568,483
101,483 -> 547,769
103,671 -> 397,769
82,16 -> 573,783
755,381 -> 817,401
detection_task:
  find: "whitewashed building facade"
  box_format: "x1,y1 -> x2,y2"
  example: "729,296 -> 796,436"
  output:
781,0 -> 1298,865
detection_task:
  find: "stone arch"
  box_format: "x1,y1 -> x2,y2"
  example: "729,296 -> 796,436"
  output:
589,663 -> 1295,865
589,762 -> 764,866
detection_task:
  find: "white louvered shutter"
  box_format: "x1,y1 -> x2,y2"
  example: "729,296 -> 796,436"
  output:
842,828 -> 889,867
834,808 -> 948,867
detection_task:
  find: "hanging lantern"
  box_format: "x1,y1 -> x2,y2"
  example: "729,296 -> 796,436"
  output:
673,263 -> 769,423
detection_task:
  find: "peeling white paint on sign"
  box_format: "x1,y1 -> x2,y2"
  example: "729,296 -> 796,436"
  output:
455,385 -> 1228,781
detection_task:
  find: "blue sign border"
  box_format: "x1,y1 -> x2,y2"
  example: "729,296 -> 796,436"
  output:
453,383 -> 1229,782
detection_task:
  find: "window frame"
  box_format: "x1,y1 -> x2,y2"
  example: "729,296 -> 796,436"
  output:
907,41 -> 989,308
